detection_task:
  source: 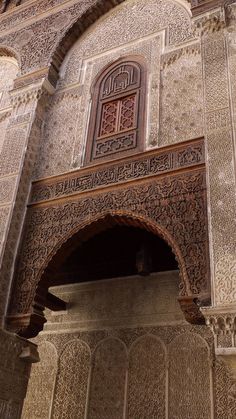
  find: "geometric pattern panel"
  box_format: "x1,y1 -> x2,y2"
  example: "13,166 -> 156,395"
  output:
168,333 -> 212,418
87,338 -> 127,419
51,340 -> 90,419
127,335 -> 166,418
214,359 -> 231,419
95,93 -> 137,159
214,359 -> 236,419
119,95 -> 136,131
99,95 -> 136,137
94,132 -> 136,159
99,101 -> 119,137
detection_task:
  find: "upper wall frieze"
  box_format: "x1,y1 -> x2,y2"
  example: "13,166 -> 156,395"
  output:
0,0 -> 232,78
0,0 -> 232,37
0,0 -> 195,79
0,0 -> 125,36
0,0 -> 128,75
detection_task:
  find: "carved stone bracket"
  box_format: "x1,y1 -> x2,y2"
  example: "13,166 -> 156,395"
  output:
10,78 -> 54,110
202,306 -> 236,379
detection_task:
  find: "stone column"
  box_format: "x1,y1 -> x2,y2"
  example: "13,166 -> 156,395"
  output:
0,68 -> 49,419
193,1 -> 236,382
0,69 -> 54,325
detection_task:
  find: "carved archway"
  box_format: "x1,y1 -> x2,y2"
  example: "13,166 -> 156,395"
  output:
8,212 -> 189,338
37,212 -> 184,308
6,141 -> 211,337
48,0 -> 127,86
48,0 -> 192,86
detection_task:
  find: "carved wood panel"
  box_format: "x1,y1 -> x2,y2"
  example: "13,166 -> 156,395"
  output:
101,63 -> 141,99
31,138 -> 205,204
85,58 -> 146,164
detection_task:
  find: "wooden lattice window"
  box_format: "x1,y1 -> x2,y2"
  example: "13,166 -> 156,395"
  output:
84,57 -> 146,165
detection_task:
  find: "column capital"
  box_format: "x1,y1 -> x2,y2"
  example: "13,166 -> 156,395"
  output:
202,305 -> 236,378
9,68 -> 55,109
193,6 -> 226,35
191,0 -> 233,17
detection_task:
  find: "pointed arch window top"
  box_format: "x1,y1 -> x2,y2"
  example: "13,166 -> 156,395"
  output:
84,57 -> 147,165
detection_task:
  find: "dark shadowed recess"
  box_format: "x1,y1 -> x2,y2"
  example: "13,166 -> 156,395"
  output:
43,225 -> 178,287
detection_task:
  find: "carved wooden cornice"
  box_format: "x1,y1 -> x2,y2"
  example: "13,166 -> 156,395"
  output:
30,138 -> 205,205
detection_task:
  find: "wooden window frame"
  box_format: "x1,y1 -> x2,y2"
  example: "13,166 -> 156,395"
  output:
84,56 -> 147,166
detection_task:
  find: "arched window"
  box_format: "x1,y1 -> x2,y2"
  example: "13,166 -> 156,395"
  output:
84,56 -> 147,165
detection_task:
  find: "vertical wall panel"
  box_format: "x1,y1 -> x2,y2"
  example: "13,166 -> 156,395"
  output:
127,335 -> 166,419
52,340 -> 90,419
169,333 -> 211,419
87,338 -> 127,419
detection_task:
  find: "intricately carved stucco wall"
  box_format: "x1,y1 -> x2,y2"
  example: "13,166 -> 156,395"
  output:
0,0 -> 235,417
34,0 -> 199,178
22,274 -> 235,418
0,57 -> 18,257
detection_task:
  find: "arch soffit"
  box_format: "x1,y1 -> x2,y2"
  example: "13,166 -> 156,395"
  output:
48,0 -> 192,86
39,211 -> 188,295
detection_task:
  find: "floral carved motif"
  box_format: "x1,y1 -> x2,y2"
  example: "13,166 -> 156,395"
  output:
7,157 -> 209,336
